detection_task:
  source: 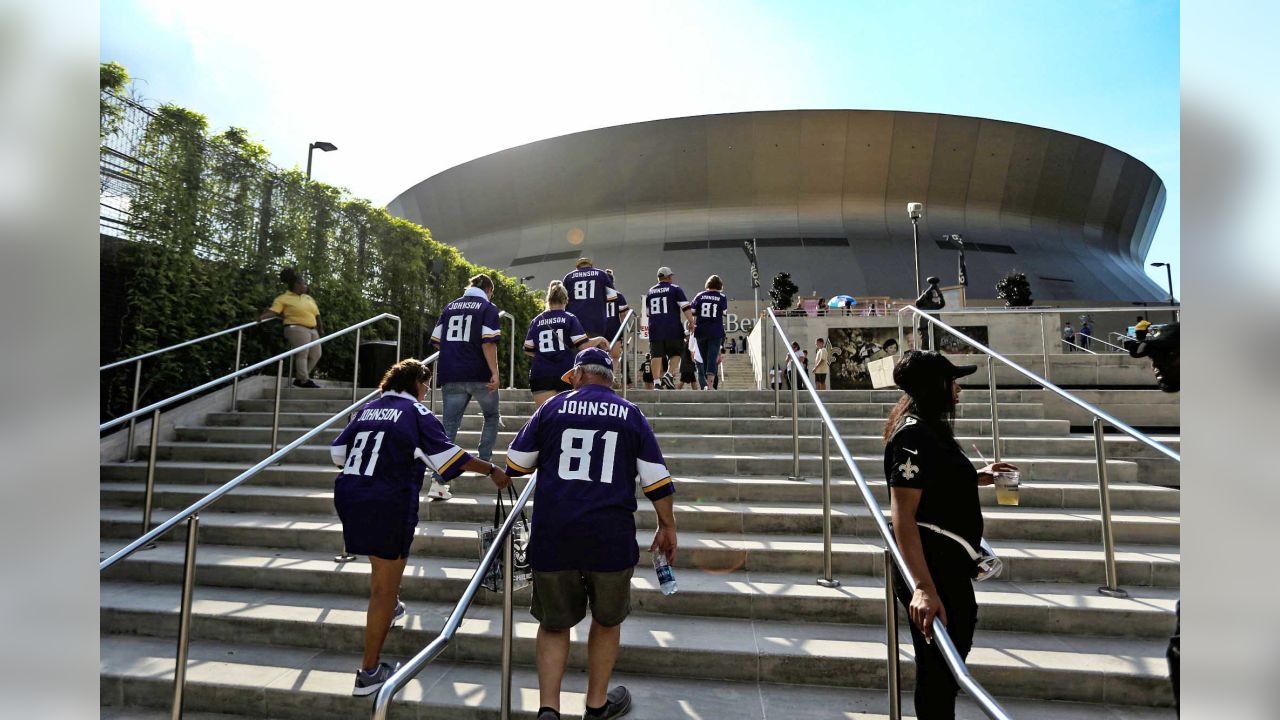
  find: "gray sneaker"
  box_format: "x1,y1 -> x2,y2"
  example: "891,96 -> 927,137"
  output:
390,599 -> 406,628
352,661 -> 399,697
583,686 -> 631,719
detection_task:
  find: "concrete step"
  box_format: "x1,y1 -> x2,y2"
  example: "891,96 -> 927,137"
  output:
101,634 -> 1177,719
100,467 -> 1181,511
201,413 -> 1072,437
99,583 -> 1173,706
271,386 -> 1037,404
236,398 -> 1047,419
100,545 -> 1177,639
100,512 -> 1180,587
128,444 -> 1139,483
102,484 -> 1180,546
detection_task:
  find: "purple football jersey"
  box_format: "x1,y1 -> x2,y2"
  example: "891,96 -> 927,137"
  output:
431,288 -> 502,385
562,267 -> 617,335
330,391 -> 473,499
690,290 -> 729,339
523,309 -> 590,381
644,281 -> 690,341
604,291 -> 629,342
505,383 -> 675,572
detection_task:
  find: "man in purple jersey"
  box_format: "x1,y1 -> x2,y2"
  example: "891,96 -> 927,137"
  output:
603,268 -> 630,383
689,274 -> 729,390
330,359 -> 510,696
427,273 -> 503,501
563,257 -> 618,337
505,348 -> 678,720
643,266 -> 694,389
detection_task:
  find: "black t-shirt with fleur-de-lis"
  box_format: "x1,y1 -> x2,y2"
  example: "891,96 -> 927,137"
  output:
884,415 -> 983,549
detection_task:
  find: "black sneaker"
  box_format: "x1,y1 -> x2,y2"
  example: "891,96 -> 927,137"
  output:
659,375 -> 676,390
352,661 -> 399,697
390,599 -> 406,628
293,379 -> 322,389
583,686 -> 631,719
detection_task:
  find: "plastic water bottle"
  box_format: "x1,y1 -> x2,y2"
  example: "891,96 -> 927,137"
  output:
653,550 -> 678,595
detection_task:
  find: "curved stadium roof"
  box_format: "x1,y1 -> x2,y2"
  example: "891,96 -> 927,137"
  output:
387,110 -> 1167,304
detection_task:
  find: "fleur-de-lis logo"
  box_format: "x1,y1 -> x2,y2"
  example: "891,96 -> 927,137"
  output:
899,458 -> 919,480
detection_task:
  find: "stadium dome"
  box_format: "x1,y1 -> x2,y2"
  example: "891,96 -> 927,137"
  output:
387,110 -> 1167,305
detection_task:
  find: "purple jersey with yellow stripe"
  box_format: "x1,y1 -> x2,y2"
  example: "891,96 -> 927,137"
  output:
563,266 -> 618,335
524,309 -> 590,382
330,391 -> 472,500
431,288 -> 502,385
505,383 -> 675,572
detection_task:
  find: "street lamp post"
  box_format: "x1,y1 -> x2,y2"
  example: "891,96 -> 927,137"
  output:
907,203 -> 924,297
1150,261 -> 1176,322
306,141 -> 338,181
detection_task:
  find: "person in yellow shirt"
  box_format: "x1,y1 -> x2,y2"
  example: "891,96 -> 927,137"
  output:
1134,315 -> 1152,342
258,267 -> 326,388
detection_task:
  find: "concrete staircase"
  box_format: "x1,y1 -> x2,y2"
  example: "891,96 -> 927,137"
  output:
100,386 -> 1179,719
717,351 -> 758,389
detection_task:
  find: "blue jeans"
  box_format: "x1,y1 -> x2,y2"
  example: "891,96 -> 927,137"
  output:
438,382 -> 500,481
696,337 -> 721,389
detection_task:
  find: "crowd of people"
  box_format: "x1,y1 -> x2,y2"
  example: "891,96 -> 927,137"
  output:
314,255 -> 1180,718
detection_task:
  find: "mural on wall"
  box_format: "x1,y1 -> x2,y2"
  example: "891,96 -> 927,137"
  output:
827,328 -> 903,389
826,325 -> 989,389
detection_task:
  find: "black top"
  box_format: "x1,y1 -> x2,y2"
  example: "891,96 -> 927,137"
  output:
884,415 -> 983,549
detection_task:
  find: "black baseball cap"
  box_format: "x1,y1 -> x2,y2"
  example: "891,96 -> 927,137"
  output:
893,350 -> 977,395
1126,322 -> 1179,358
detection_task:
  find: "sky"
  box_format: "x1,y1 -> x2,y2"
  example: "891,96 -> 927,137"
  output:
100,0 -> 1180,296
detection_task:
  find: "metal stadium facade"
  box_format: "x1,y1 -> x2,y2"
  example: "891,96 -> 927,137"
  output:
387,110 -> 1167,306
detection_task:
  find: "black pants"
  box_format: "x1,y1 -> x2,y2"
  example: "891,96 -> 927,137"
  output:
893,537 -> 979,720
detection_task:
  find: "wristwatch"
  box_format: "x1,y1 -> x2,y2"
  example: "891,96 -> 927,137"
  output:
486,462 -> 498,477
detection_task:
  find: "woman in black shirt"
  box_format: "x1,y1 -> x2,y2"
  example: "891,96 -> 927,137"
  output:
883,350 -> 1017,719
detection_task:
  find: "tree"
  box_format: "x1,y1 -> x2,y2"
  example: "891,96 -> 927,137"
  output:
996,271 -> 1034,307
769,272 -> 799,310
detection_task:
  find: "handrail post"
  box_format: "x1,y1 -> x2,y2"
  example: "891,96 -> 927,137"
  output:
788,363 -> 804,481
271,359 -> 284,455
987,356 -> 1002,463
230,329 -> 243,408
171,513 -> 200,720
126,359 -> 142,461
395,317 -> 403,361
352,327 -> 362,407
817,423 -> 839,588
897,312 -> 905,355
500,529 -> 515,720
1093,417 -> 1129,599
1040,315 -> 1051,382
884,548 -> 902,720
772,321 -> 780,417
141,407 -> 161,546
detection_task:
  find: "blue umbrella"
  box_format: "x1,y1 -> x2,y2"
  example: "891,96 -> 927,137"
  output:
828,295 -> 857,308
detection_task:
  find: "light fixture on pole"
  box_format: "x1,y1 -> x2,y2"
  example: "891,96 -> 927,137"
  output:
1150,262 -> 1175,307
306,141 -> 338,181
518,275 -> 535,286
907,203 -> 924,297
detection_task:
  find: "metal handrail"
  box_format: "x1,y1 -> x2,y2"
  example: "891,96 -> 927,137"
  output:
499,310 -> 517,389
764,310 -> 1012,720
101,316 -> 282,464
99,317 -> 278,372
898,307 -> 1179,462
762,311 -> 1013,717
1060,338 -> 1099,355
372,311 -> 636,720
1086,335 -> 1129,353
609,309 -> 637,398
101,313 -> 401,432
101,350 -> 439,720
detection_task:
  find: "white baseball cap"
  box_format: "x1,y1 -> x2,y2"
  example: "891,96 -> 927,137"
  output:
656,266 -> 674,279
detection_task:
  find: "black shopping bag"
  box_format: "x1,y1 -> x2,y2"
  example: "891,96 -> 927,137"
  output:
479,484 -> 532,592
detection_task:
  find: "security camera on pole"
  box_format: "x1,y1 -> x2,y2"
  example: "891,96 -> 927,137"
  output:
907,203 -> 924,297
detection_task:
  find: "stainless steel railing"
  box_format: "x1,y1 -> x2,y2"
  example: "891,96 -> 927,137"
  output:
372,311 -> 636,720
499,310 -> 517,389
897,305 -> 1179,600
99,349 -> 438,719
1060,338 -> 1100,355
101,313 -> 401,543
763,309 -> 1012,720
100,317 -> 281,461
610,309 -> 637,399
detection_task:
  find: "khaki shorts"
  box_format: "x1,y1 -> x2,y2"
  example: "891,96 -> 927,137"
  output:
530,567 -> 634,630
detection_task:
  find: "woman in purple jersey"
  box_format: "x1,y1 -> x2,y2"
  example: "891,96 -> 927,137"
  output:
330,359 -> 511,697
690,275 -> 729,391
524,281 -> 609,408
